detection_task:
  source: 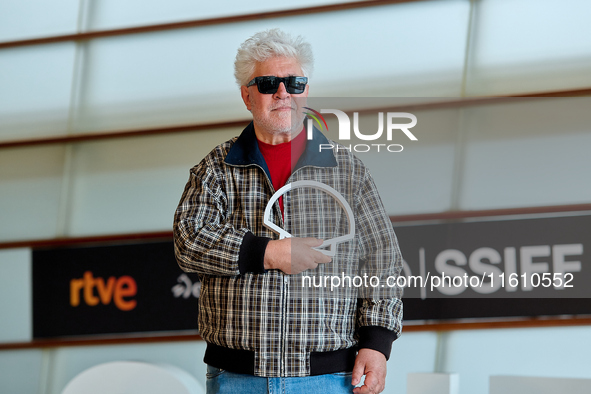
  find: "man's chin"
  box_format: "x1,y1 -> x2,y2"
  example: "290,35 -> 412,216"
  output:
253,114 -> 303,135
263,121 -> 297,134
271,126 -> 294,135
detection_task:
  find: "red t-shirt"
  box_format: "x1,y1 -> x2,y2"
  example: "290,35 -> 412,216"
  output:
257,128 -> 307,213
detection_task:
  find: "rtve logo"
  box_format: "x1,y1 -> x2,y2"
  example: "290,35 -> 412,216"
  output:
70,271 -> 137,311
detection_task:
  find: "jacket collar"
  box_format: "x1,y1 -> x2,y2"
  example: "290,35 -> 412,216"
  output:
224,122 -> 338,173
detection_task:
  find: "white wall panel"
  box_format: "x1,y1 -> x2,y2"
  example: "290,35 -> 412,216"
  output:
0,249 -> 32,343
385,331 -> 439,394
76,26 -> 248,133
0,146 -> 66,241
441,326 -> 591,394
490,376 -> 591,394
351,108 -> 460,215
461,133 -> 591,209
308,0 -> 470,97
407,373 -> 460,394
0,43 -> 76,141
467,0 -> 591,95
67,128 -> 241,236
0,349 -> 44,393
459,98 -> 591,210
0,0 -> 79,41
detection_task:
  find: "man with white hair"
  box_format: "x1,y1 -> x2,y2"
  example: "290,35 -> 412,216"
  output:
174,28 -> 403,394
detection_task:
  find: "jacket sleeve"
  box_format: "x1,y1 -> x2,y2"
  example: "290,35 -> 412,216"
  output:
354,168 -> 404,360
173,161 -> 270,276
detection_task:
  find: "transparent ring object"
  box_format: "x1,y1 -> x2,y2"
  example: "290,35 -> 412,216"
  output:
263,180 -> 355,256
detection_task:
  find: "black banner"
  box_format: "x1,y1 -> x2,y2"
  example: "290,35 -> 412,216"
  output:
33,241 -> 200,338
397,215 -> 591,320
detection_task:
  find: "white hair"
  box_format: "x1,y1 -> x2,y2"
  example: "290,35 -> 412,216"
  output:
234,28 -> 314,87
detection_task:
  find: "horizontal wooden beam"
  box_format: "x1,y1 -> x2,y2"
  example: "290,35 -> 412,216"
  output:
403,316 -> 591,333
2,317 -> 590,351
0,120 -> 249,150
1,89 -> 590,150
389,203 -> 591,223
0,0 -> 425,49
0,231 -> 172,250
0,333 -> 201,351
1,203 -> 590,250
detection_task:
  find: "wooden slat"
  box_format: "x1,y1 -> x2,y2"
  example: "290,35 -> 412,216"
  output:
389,203 -> 591,223
2,317 -> 591,351
403,317 -> 591,332
1,90 -> 590,150
1,203 -> 590,250
0,231 -> 172,250
0,120 -> 249,149
0,333 -> 201,351
0,0 -> 425,49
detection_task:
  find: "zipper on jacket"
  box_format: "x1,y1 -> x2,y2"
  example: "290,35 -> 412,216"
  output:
228,162 -> 288,375
280,273 -> 288,375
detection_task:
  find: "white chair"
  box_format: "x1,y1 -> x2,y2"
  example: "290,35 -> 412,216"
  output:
62,361 -> 204,394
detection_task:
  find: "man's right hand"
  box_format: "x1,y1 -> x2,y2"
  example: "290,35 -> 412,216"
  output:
263,238 -> 332,274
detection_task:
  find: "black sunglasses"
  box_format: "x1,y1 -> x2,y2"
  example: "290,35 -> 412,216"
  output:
246,76 -> 308,94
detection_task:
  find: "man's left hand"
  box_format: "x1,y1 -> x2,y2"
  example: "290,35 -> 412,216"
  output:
351,348 -> 387,394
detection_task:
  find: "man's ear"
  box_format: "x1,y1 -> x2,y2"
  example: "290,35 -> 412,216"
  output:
240,86 -> 252,111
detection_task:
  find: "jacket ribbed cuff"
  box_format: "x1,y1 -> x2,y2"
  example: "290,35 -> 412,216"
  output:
357,325 -> 399,360
238,232 -> 271,274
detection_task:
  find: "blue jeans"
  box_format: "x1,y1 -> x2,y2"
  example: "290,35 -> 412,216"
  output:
206,365 -> 354,394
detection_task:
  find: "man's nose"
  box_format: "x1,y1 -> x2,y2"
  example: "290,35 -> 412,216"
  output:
274,82 -> 290,98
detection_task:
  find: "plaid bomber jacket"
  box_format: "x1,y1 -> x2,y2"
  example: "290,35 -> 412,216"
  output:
173,122 -> 404,377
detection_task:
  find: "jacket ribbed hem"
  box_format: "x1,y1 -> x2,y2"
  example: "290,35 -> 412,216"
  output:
204,343 -> 357,376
